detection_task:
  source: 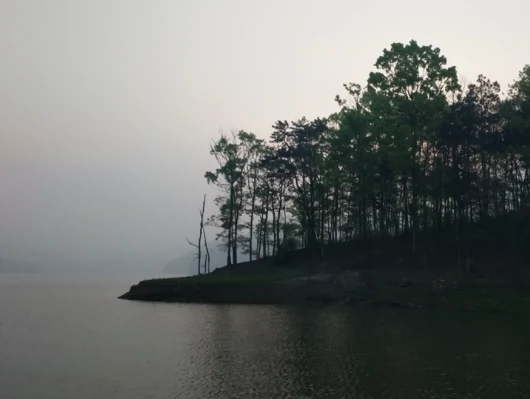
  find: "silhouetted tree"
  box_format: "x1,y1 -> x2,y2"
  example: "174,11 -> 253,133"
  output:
204,41 -> 530,267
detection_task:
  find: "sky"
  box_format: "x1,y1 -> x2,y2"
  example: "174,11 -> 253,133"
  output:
1,0 -> 529,268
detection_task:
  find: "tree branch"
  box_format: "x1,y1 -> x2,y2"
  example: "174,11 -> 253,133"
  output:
186,237 -> 199,248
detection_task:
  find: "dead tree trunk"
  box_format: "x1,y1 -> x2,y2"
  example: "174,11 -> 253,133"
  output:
186,237 -> 200,275
203,223 -> 211,274
186,194 -> 207,275
198,194 -> 207,274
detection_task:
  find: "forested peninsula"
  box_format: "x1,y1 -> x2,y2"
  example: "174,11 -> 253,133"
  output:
120,40 -> 530,312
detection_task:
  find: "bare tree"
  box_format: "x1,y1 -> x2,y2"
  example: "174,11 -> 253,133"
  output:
203,226 -> 211,274
185,238 -> 201,275
200,194 -> 211,274
186,194 -> 207,275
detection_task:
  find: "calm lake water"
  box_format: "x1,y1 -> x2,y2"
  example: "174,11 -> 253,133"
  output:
1,273 -> 529,399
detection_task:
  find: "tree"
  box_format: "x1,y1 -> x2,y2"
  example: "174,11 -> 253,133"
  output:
201,40 -> 530,272
271,117 -> 329,253
186,194 -> 207,275
366,40 -> 460,253
205,131 -> 247,265
238,131 -> 266,261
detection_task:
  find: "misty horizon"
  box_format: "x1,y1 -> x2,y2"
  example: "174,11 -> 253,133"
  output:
2,0 -> 529,267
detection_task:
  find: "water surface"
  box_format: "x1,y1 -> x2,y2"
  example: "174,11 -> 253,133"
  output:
1,273 -> 529,398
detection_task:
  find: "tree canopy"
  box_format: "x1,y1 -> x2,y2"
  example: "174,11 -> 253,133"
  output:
205,40 -> 530,267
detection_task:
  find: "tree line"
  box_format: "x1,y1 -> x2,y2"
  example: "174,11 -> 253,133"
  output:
204,40 -> 530,268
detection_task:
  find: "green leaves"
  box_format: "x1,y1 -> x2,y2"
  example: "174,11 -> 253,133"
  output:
204,171 -> 218,184
203,40 -> 530,260
368,39 -> 460,101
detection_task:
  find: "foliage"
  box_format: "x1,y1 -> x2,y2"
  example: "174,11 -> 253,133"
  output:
204,40 -> 530,268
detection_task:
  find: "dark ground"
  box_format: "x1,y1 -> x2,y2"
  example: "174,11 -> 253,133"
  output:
120,239 -> 530,313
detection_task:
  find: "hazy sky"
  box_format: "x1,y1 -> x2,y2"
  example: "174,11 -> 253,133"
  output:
1,0 -> 529,266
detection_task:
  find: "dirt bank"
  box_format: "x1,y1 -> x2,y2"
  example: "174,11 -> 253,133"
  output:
119,269 -> 530,313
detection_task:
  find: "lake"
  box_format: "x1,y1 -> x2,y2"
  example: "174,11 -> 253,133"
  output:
1,273 -> 529,399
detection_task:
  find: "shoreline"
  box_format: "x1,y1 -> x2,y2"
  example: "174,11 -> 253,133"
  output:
119,269 -> 530,313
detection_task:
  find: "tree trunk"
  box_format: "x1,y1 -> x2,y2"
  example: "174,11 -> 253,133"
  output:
263,193 -> 269,258
197,195 -> 206,274
249,183 -> 257,261
271,200 -> 277,256
227,185 -> 234,266
276,188 -> 283,253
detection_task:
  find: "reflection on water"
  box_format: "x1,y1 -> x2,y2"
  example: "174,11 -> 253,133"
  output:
195,306 -> 530,399
1,274 -> 529,398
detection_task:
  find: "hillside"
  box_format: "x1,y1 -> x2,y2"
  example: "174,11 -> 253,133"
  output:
121,210 -> 530,312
